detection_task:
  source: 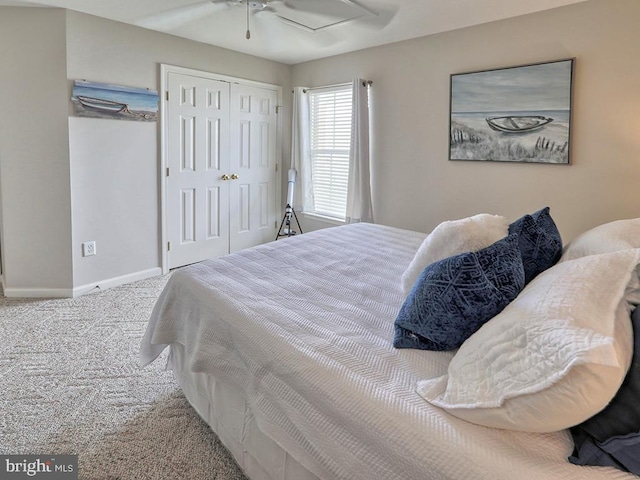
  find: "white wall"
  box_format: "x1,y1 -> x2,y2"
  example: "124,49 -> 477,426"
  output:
68,118 -> 159,291
65,11 -> 292,293
292,0 -> 640,242
0,7 -> 292,296
0,8 -> 73,296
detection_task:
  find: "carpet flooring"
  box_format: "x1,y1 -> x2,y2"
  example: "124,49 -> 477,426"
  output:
0,275 -> 247,480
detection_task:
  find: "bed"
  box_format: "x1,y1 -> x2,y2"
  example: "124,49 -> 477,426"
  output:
141,220 -> 639,480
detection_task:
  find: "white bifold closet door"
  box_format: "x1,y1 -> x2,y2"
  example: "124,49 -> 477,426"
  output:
166,71 -> 278,269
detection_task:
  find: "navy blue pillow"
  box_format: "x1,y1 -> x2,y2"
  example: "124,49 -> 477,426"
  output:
394,234 -> 525,351
569,306 -> 640,475
508,207 -> 562,284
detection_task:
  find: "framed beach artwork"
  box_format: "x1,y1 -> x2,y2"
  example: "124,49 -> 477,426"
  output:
72,80 -> 159,122
449,58 -> 574,164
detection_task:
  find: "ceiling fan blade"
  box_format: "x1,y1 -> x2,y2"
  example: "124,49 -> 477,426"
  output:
281,0 -> 368,17
135,1 -> 227,30
355,4 -> 398,30
247,10 -> 306,49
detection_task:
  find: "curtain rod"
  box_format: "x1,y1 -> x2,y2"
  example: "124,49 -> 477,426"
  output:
293,80 -> 373,94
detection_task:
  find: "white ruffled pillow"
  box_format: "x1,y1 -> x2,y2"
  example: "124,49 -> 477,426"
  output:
561,218 -> 640,262
401,214 -> 509,296
416,249 -> 640,433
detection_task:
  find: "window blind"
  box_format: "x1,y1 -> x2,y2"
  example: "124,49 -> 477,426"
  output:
308,84 -> 353,219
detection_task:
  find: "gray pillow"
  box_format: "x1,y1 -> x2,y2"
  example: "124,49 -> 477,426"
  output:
569,306 -> 640,475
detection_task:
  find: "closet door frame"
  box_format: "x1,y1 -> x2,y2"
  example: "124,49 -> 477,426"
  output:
159,64 -> 282,274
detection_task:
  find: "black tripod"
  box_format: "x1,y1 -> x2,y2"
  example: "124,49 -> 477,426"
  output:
275,204 -> 303,240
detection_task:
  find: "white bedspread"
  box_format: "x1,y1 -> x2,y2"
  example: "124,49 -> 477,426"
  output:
141,223 -> 632,480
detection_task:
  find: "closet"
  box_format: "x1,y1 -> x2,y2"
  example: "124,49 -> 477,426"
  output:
163,66 -> 280,269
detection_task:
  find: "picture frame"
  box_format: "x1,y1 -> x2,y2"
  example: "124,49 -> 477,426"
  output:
449,58 -> 574,164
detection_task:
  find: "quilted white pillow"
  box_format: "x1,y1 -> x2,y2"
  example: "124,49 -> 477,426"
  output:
401,214 -> 509,296
416,249 -> 640,433
561,218 -> 640,262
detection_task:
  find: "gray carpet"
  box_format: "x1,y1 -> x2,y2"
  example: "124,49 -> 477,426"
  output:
0,275 -> 248,480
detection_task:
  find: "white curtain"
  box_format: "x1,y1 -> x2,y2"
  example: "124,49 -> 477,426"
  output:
345,79 -> 374,224
290,87 -> 314,213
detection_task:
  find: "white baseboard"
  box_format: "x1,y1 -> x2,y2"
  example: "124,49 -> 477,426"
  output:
3,287 -> 75,298
72,267 -> 163,297
2,268 -> 163,298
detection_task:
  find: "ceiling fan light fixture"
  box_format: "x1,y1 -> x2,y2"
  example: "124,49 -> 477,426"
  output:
224,0 -> 269,10
248,1 -> 269,10
218,0 -> 270,38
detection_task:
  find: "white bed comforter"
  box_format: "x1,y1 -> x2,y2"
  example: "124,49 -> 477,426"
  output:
141,223 -> 631,480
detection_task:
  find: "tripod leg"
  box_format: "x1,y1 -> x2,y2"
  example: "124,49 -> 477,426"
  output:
291,208 -> 303,234
275,212 -> 289,241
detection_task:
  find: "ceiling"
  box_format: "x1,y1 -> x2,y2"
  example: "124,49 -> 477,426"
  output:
0,0 -> 589,65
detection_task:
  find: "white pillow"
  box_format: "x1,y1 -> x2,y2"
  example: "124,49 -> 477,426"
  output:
401,214 -> 509,296
416,249 -> 640,433
561,218 -> 640,262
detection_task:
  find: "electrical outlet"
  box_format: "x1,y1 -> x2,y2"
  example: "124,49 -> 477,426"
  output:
82,241 -> 96,257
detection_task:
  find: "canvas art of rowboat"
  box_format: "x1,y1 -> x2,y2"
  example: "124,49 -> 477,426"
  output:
485,115 -> 554,133
76,95 -> 131,114
449,59 -> 572,163
72,80 -> 159,122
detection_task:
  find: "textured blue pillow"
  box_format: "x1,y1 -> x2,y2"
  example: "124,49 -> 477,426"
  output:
394,234 -> 525,351
569,306 -> 640,475
508,207 -> 562,284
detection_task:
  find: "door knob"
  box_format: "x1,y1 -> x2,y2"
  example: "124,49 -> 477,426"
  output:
220,174 -> 230,181
231,173 -> 239,180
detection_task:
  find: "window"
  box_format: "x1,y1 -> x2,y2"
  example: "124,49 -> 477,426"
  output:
307,84 -> 353,220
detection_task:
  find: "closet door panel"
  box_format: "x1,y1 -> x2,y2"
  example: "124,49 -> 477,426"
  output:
166,73 -> 230,268
229,83 -> 278,253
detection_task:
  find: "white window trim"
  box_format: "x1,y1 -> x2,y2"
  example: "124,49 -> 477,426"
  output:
305,83 -> 353,221
301,210 -> 345,226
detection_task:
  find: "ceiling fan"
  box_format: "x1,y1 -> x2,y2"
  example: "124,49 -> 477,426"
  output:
136,0 -> 389,41
215,0 -> 281,39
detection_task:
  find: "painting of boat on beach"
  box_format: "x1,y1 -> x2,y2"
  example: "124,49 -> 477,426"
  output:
72,80 -> 159,122
449,59 -> 574,164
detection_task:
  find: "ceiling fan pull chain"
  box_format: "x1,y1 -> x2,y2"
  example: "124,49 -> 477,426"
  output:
246,0 -> 251,39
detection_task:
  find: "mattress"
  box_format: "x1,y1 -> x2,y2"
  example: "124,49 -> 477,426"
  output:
141,223 -> 633,480
169,342 -> 320,480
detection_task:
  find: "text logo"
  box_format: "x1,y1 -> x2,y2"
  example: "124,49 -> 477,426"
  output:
1,456 -> 78,479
